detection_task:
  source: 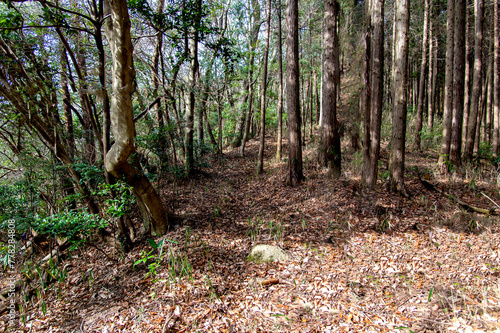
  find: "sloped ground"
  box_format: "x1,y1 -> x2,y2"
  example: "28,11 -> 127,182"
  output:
1,135 -> 500,332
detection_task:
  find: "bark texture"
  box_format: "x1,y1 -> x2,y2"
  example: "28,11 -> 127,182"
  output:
389,0 -> 409,194
257,0 -> 272,174
449,0 -> 466,165
439,0 -> 455,169
319,0 -> 341,178
464,0 -> 483,159
415,0 -> 429,150
104,0 -> 168,235
286,0 -> 304,185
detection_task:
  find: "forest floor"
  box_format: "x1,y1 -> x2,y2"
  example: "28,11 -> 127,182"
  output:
2,134 -> 500,332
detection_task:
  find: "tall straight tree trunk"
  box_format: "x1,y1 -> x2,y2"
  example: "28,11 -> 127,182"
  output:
257,0 -> 272,174
494,0 -> 500,155
475,69 -> 488,154
389,0 -> 409,194
415,0 -> 429,151
449,0 -> 466,165
151,0 -> 167,167
286,0 -> 303,185
362,0 -> 372,185
486,48 -> 494,144
319,0 -> 341,178
464,0 -> 483,159
240,0 -> 261,156
439,0 -> 455,169
276,0 -> 284,161
184,7 -> 200,174
462,9 -> 472,151
364,0 -> 384,188
104,0 -> 168,235
427,15 -> 437,130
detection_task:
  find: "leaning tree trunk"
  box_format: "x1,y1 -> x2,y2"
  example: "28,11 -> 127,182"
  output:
389,0 -> 409,195
438,0 -> 455,170
319,0 -> 341,178
286,0 -> 304,185
104,0 -> 168,235
257,0 -> 272,174
464,0 -> 483,160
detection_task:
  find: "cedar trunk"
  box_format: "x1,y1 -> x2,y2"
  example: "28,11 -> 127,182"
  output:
464,0 -> 483,159
449,0 -> 466,165
389,0 -> 409,194
438,0 -> 455,169
286,0 -> 304,185
319,0 -> 341,178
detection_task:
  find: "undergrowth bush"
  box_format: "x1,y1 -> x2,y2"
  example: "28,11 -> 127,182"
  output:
32,211 -> 107,249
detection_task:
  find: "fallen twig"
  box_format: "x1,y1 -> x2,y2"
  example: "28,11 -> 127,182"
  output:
481,192 -> 500,210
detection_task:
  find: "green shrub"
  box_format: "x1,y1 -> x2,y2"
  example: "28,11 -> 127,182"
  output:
32,211 -> 107,248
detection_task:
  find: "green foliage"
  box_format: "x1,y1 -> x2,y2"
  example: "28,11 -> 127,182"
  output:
32,211 -> 107,247
72,161 -> 105,185
0,3 -> 22,36
94,182 -> 135,219
0,180 -> 37,232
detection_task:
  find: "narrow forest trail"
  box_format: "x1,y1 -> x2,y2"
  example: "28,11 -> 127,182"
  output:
6,135 -> 500,332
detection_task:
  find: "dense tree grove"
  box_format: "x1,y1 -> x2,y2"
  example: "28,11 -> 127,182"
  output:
1,0 -> 499,242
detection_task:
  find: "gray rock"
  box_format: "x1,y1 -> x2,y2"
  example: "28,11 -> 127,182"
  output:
246,244 -> 289,264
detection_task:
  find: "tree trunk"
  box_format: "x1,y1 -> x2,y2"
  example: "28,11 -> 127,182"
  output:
462,9 -> 472,151
389,0 -> 409,195
464,0 -> 483,159
60,46 -> 75,159
152,0 -> 166,162
276,0 -> 284,161
427,14 -> 437,130
449,0 -> 466,166
439,0 -> 455,169
286,0 -> 304,185
363,0 -> 384,188
415,0 -> 429,151
319,0 -> 341,178
362,0 -> 372,185
240,0 -> 261,156
104,0 -> 168,235
494,0 -> 500,156
184,19 -> 199,174
485,48 -> 494,145
257,0 -> 272,174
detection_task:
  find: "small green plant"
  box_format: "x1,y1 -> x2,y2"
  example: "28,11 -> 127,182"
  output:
469,219 -> 480,232
380,219 -> 392,232
246,217 -> 262,242
185,226 -> 192,247
214,205 -> 220,218
205,274 -> 218,300
134,239 -> 167,280
301,218 -> 307,230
